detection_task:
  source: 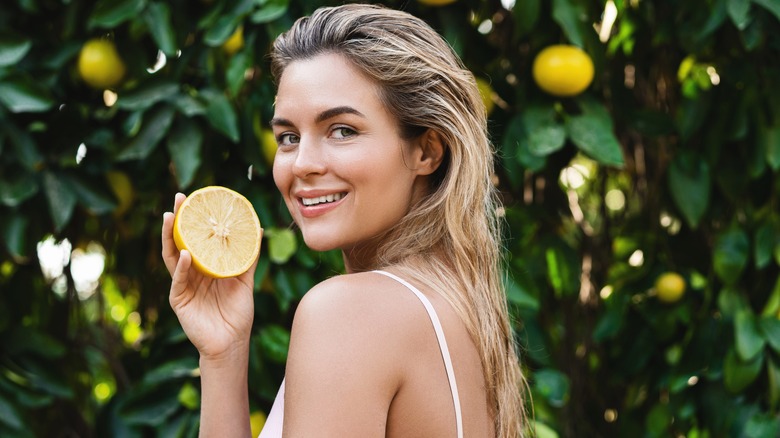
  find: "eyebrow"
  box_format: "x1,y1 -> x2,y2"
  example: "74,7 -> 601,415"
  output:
269,106 -> 366,128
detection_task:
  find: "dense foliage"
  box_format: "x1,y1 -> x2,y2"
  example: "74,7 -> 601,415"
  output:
1,0 -> 779,436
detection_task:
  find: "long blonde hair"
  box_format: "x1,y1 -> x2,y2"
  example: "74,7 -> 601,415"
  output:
271,4 -> 530,436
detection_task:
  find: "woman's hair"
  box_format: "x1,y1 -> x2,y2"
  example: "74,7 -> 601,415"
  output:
270,4 -> 530,437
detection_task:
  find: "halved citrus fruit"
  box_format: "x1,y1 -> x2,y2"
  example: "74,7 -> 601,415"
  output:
173,186 -> 261,278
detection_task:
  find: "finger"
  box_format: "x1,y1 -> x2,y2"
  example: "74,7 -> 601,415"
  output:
169,249 -> 192,307
161,211 -> 178,275
173,192 -> 186,215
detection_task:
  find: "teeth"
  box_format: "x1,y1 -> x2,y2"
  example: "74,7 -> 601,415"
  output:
302,193 -> 345,206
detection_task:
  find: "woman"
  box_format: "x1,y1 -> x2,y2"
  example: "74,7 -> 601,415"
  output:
162,4 -> 530,437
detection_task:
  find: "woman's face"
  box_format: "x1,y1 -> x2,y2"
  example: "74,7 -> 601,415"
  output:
271,53 -> 422,262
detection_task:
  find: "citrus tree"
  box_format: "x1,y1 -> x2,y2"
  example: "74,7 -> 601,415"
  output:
1,0 -> 779,436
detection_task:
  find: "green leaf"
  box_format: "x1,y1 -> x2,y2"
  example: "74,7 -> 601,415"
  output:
117,105 -> 176,161
763,277 -> 780,318
226,51 -> 251,98
143,2 -> 177,56
66,174 -> 117,214
744,412 -> 780,438
723,347 -> 763,393
42,171 -> 77,232
513,0 -> 540,37
768,358 -> 780,410
250,0 -> 288,23
119,382 -> 180,426
534,421 -> 559,438
764,123 -> 780,171
0,76 -> 54,113
713,226 -> 750,285
203,16 -> 241,46
752,0 -> 780,23
754,221 -> 777,269
668,152 -> 710,229
735,311 -> 766,361
592,307 -> 623,342
177,382 -> 200,410
676,92 -> 712,142
1,212 -> 27,259
503,114 -> 546,171
505,274 -> 540,312
88,0 -> 146,29
0,393 -> 23,430
116,81 -> 179,111
0,171 -> 38,207
166,118 -> 203,189
171,93 -> 206,117
646,403 -> 672,435
267,228 -> 297,264
202,89 -> 240,142
258,324 -> 290,363
760,317 -> 780,352
6,327 -> 66,359
565,114 -> 624,167
142,358 -> 199,386
551,0 -> 586,47
533,368 -> 570,407
718,287 -> 750,318
5,122 -> 43,171
544,243 -> 580,298
728,0 -> 753,30
522,106 -> 566,157
0,36 -> 32,67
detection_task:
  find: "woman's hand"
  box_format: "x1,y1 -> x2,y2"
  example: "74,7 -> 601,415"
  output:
161,193 -> 260,360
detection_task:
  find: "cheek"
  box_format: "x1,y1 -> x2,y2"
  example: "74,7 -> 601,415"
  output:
272,157 -> 286,191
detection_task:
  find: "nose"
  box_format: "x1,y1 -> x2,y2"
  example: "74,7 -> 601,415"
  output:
291,136 -> 327,178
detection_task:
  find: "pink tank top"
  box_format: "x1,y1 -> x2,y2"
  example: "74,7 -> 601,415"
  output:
258,270 -> 463,437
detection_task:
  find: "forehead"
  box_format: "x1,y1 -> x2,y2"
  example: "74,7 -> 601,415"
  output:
274,52 -> 382,115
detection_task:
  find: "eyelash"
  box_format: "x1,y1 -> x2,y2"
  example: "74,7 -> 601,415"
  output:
275,126 -> 357,146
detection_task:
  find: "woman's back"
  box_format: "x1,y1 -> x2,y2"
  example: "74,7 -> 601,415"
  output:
278,269 -> 494,437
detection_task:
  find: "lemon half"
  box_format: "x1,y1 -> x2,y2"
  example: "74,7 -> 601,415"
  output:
173,186 -> 261,278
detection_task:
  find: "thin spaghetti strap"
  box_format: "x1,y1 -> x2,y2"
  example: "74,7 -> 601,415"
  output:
373,270 -> 463,438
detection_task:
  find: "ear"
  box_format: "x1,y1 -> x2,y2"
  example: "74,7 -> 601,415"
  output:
411,129 -> 446,176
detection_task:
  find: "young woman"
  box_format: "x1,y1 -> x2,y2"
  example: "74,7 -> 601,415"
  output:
162,4 -> 530,437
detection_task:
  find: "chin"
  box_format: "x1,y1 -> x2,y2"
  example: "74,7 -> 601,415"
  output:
301,233 -> 341,252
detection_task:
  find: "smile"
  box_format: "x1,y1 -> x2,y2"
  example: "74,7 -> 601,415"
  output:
301,193 -> 346,206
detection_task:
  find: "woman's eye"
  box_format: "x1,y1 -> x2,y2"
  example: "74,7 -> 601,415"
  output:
277,133 -> 300,146
332,127 -> 356,139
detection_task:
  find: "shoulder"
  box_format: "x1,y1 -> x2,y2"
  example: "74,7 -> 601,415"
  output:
282,271 -> 432,435
290,271 -> 426,350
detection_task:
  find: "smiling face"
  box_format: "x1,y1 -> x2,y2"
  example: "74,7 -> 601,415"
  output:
271,53 -> 426,270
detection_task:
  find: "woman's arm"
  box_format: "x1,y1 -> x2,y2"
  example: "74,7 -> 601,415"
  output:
162,193 -> 259,437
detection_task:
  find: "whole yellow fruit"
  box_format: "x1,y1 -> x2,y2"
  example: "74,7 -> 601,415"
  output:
106,170 -> 135,217
222,25 -> 244,55
250,410 -> 267,437
78,39 -> 126,90
260,129 -> 278,167
655,272 -> 686,304
475,77 -> 496,116
532,45 -> 594,97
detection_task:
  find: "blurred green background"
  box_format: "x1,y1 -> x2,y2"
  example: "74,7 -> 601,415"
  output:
1,0 -> 780,436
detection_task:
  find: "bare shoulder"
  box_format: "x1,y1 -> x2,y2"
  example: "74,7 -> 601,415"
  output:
283,271 -> 431,436
289,271 -> 429,360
